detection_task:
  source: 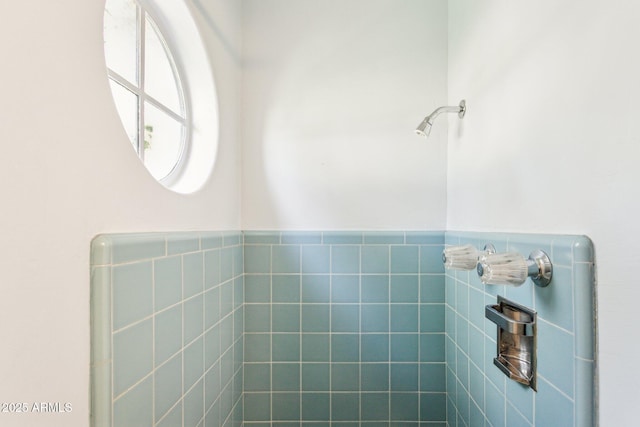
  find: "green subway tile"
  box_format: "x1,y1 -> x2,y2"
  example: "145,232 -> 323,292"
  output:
205,361 -> 221,407
405,232 -> 444,245
219,316 -> 234,351
302,245 -> 331,273
538,321 -> 574,398
323,232 -> 363,245
156,403 -> 182,427
420,393 -> 446,421
361,334 -> 389,362
244,393 -> 270,421
390,275 -> 419,303
361,393 -> 389,421
245,304 -> 271,333
301,275 -> 330,303
302,334 -> 330,362
420,364 -> 446,392
155,305 -> 182,366
536,264 -> 574,332
244,334 -> 270,362
273,304 -> 300,332
302,304 -> 330,332
233,245 -> 243,277
361,364 -> 389,391
204,287 -> 220,329
331,334 -> 359,362
234,276 -> 244,309
332,363 -> 359,391
244,231 -> 280,245
184,380 -> 204,427
111,234 -> 165,264
154,353 -> 182,420
91,266 -> 111,364
331,393 -> 359,421
302,393 -> 330,421
184,337 -> 204,392
391,304 -> 418,332
272,334 -> 300,361
184,295 -> 204,344
183,252 -> 204,298
245,245 -> 271,274
420,245 -> 445,274
574,262 -> 595,360
272,393 -> 300,421
361,246 -> 389,273
113,261 -> 153,330
391,245 -> 419,273
220,247 -> 233,282
113,319 -> 153,396
200,232 -> 223,249
331,245 -> 360,274
420,275 -> 445,303
220,282 -> 234,318
361,304 -> 389,333
154,256 -> 182,311
204,249 -> 221,289
222,231 -> 241,246
331,304 -> 360,332
282,231 -> 322,244
204,325 -> 220,368
364,232 -> 404,244
113,376 -> 153,426
90,235 -> 112,266
420,333 -> 445,362
244,363 -> 271,392
390,392 -> 418,421
302,363 -> 330,391
535,379 -> 574,427
272,245 -> 300,273
331,275 -> 359,303
272,363 -> 300,391
390,334 -> 418,362
391,363 -> 419,391
273,275 -> 300,303
245,275 -> 271,303
420,304 -> 445,333
572,235 -> 594,263
167,233 -> 199,255
361,275 -> 389,303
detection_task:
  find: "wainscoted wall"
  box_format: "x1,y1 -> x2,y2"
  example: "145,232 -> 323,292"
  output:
90,230 -> 596,427
242,231 -> 447,426
90,232 -> 244,427
444,232 -> 596,427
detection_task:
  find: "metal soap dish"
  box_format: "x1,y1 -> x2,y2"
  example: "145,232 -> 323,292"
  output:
485,296 -> 537,390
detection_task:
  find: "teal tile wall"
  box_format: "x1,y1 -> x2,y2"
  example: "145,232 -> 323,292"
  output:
242,231 -> 447,426
91,229 -> 595,427
444,232 -> 596,427
91,232 -> 244,427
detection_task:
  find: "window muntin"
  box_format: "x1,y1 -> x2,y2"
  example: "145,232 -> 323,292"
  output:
104,0 -> 188,182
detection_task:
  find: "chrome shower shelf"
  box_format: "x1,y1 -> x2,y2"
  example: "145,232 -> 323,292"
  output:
485,296 -> 537,390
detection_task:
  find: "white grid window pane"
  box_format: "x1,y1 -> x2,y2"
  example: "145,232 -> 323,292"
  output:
104,0 -> 138,85
143,102 -> 184,180
108,80 -> 138,149
144,17 -> 182,115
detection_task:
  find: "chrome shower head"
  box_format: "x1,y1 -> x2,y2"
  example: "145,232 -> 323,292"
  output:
415,117 -> 433,137
415,99 -> 466,138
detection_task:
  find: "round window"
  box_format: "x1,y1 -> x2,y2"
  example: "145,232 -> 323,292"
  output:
103,0 -> 218,193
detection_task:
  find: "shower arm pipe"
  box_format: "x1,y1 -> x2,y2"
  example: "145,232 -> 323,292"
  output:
415,99 -> 466,137
427,102 -> 466,121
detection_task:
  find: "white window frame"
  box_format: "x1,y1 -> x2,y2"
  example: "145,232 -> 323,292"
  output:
106,0 -> 191,183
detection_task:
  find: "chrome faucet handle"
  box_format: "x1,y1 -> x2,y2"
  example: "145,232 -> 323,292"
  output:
477,250 -> 552,287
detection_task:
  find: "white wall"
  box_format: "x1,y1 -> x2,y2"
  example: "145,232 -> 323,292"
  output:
447,0 -> 640,423
241,0 -> 449,230
0,1 -> 241,425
